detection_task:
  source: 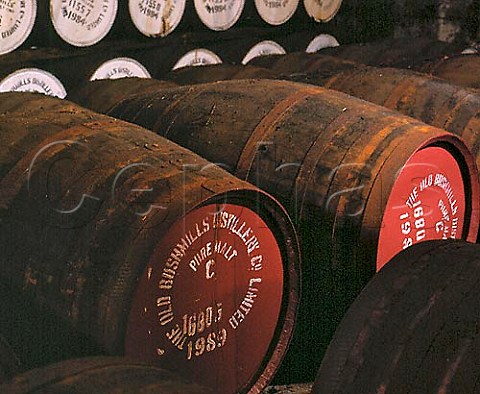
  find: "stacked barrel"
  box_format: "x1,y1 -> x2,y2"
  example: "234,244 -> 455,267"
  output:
68,76 -> 480,383
0,0 -> 345,54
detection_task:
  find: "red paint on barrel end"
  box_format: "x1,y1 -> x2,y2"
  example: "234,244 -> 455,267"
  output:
377,147 -> 466,271
125,203 -> 284,394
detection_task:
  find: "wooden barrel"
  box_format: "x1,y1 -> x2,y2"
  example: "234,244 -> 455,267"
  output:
303,0 -> 343,22
70,78 -> 480,382
166,64 -> 275,85
422,54 -> 480,89
254,0 -> 300,25
313,239 -> 480,394
233,53 -> 480,173
0,278 -> 103,373
128,0 -> 187,38
66,78 -> 176,114
319,36 -> 463,70
0,92 -> 300,394
193,0 -> 245,31
0,0 -> 37,55
0,68 -> 67,98
0,357 -> 213,393
49,0 -> 118,47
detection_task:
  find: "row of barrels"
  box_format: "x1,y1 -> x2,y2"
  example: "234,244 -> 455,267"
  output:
0,33 -> 473,99
1,55 -> 480,391
0,349 -> 214,393
1,240 -> 480,394
0,0 -> 343,55
0,33 -> 341,97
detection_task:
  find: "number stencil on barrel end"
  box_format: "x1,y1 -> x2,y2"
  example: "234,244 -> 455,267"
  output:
0,0 -> 36,55
377,147 -> 466,271
129,0 -> 186,38
242,40 -> 286,65
194,0 -> 244,31
50,0 -> 117,47
125,203 -> 284,394
254,0 -> 299,26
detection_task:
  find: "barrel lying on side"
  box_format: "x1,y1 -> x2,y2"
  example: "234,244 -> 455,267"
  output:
175,54 -> 480,173
421,54 -> 480,90
314,239 -> 480,394
0,357 -> 213,393
70,78 -> 480,382
0,92 -> 300,394
319,36 -> 463,70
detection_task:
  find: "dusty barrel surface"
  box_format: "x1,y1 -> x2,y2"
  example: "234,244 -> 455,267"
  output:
313,239 -> 480,394
0,357 -> 213,393
0,68 -> 67,98
320,36 -> 463,69
166,64 -> 276,85
0,92 -> 300,394
70,78 -> 480,382
249,52 -> 480,172
49,0 -> 118,47
422,54 -> 480,90
66,78 -> 176,113
249,51 -> 359,74
0,45 -> 155,93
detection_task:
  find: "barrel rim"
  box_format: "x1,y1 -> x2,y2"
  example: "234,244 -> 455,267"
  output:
0,0 -> 37,56
0,67 -> 67,98
128,0 -> 186,37
172,49 -> 223,71
193,0 -> 245,31
89,57 -> 152,81
118,187 -> 300,393
242,40 -> 287,65
254,0 -> 299,26
303,0 -> 342,22
49,0 -> 118,47
363,131 -> 479,271
196,188 -> 301,392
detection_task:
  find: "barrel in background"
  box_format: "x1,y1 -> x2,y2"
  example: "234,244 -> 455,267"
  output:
166,63 -> 275,85
320,36 -> 464,69
128,0 -> 186,38
0,92 -> 300,394
0,68 -> 67,98
0,0 -> 37,55
226,52 -> 480,176
172,49 -> 223,70
422,53 -> 480,89
49,0 -> 118,47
